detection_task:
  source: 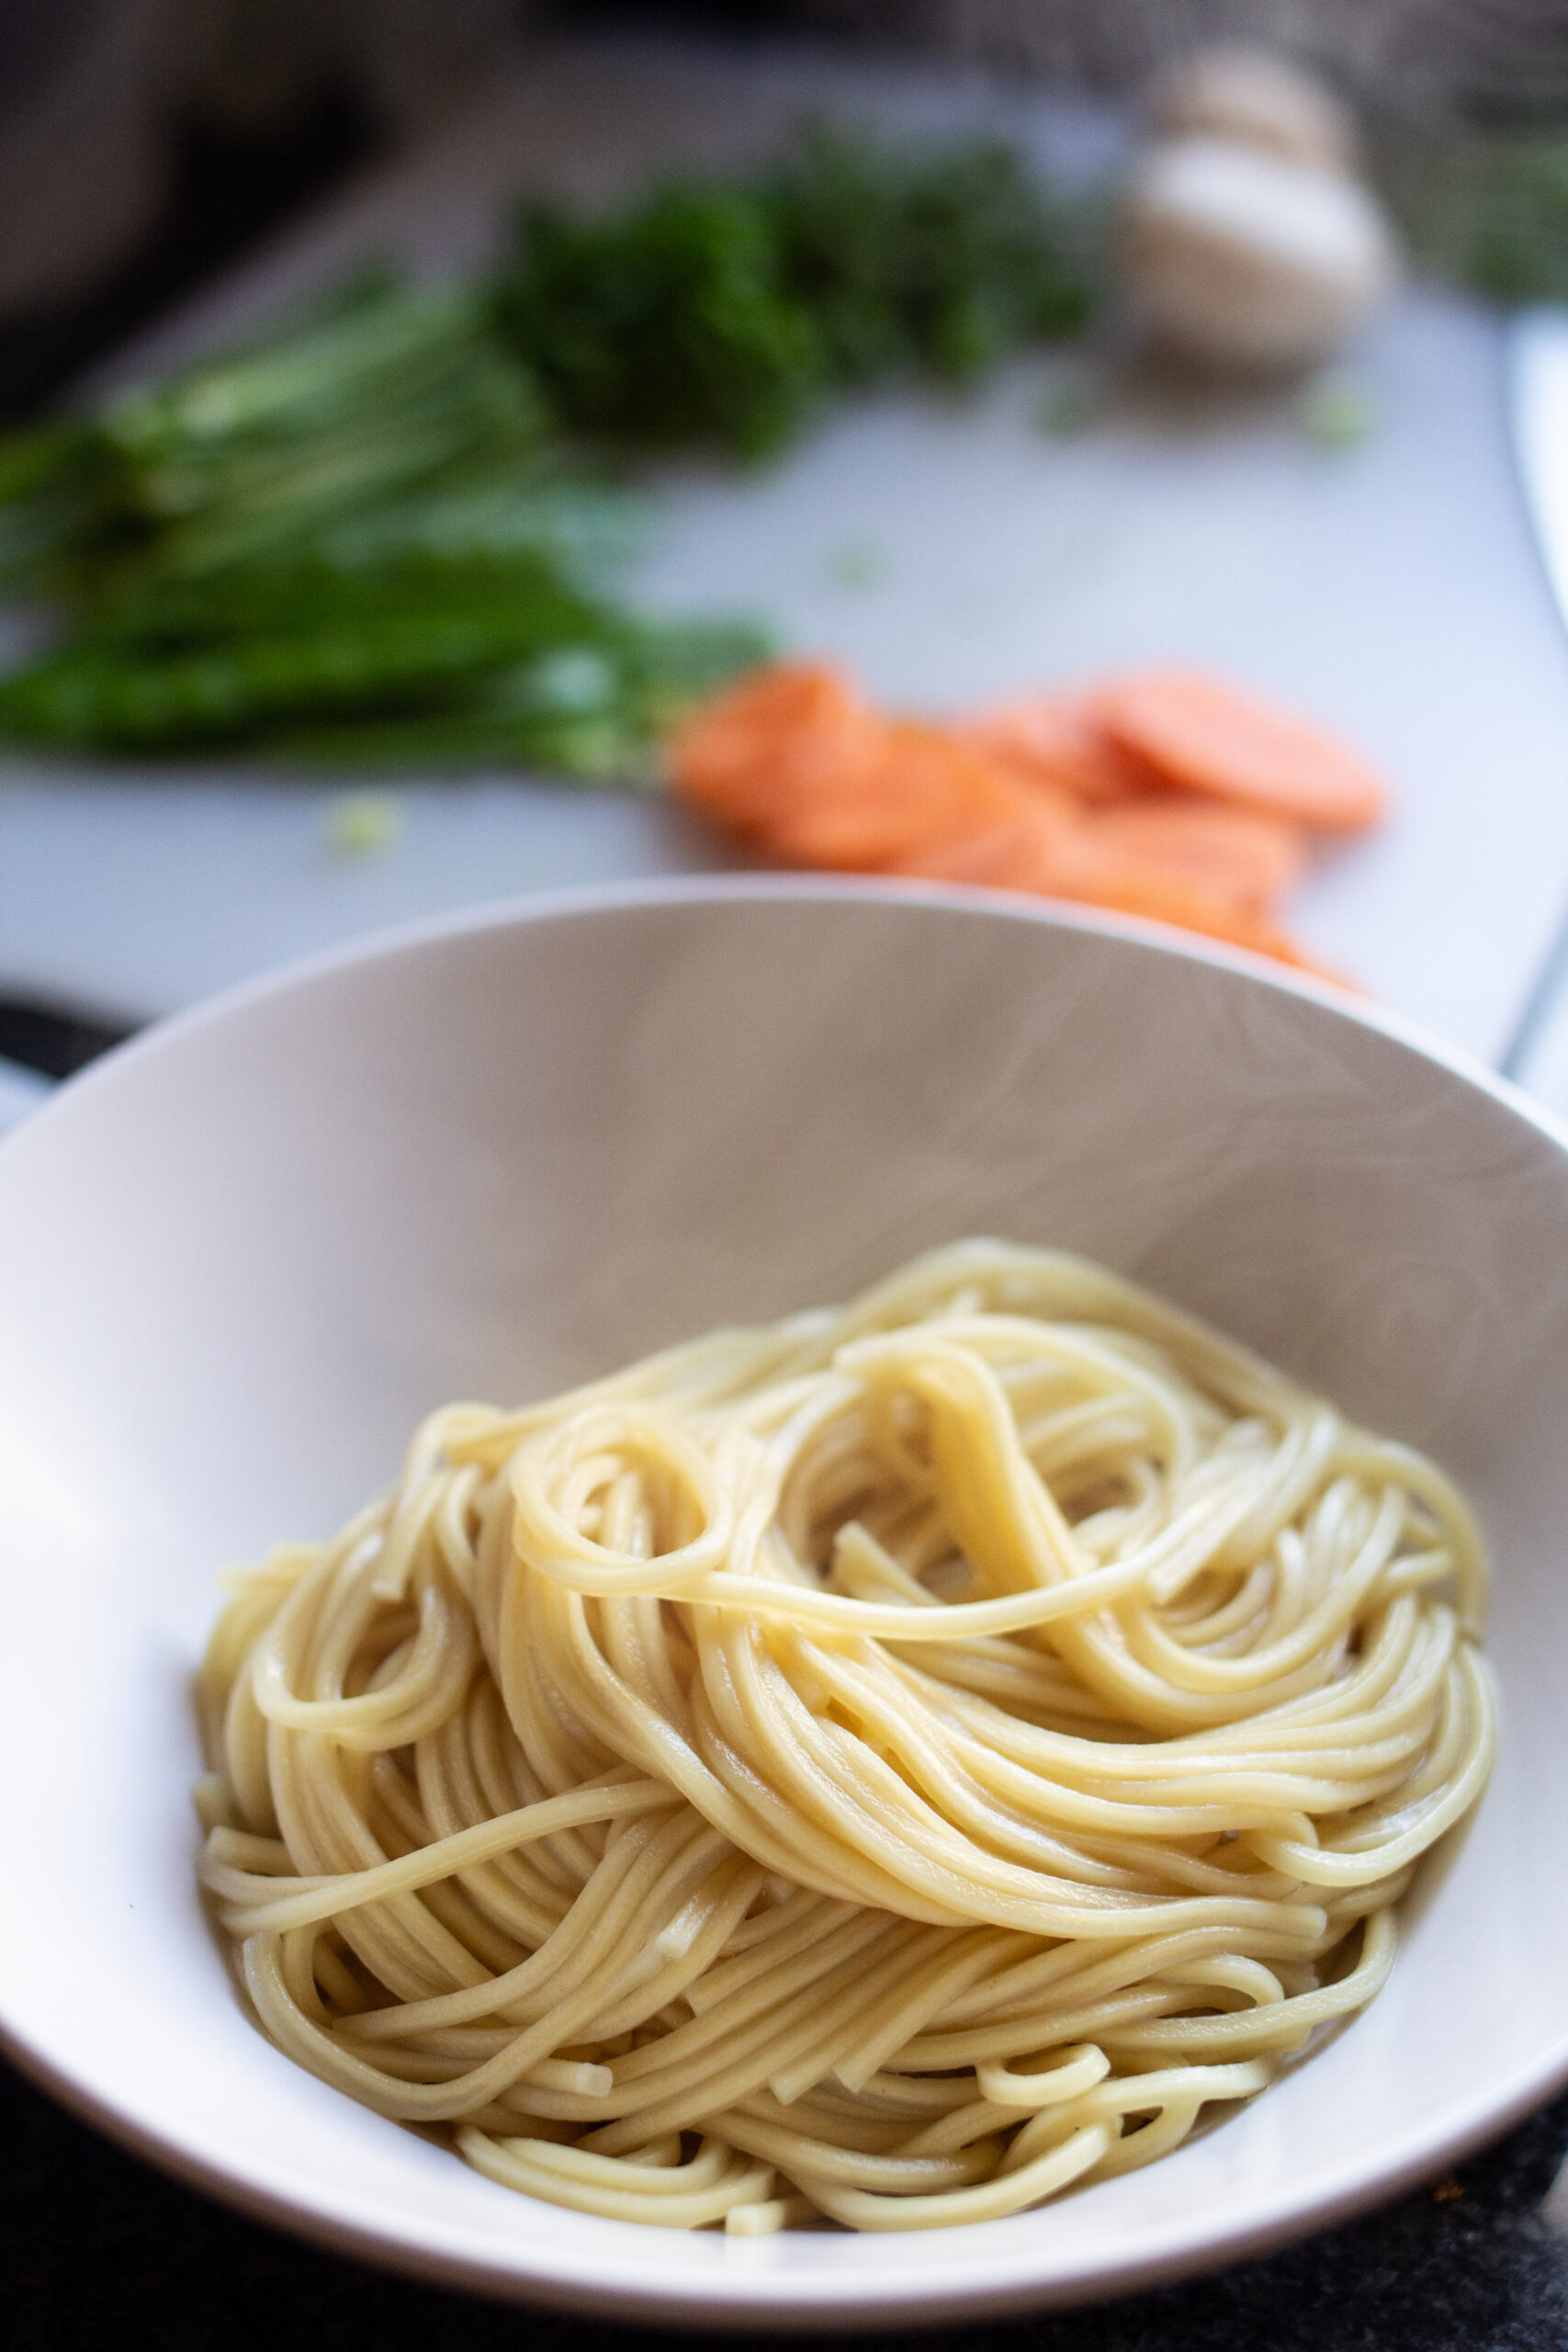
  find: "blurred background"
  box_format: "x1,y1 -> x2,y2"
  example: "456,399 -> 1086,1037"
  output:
6,0 -> 1568,421
10,0 -> 1568,1107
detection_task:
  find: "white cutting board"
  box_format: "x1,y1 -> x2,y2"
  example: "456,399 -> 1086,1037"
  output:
4,33 -> 1568,1080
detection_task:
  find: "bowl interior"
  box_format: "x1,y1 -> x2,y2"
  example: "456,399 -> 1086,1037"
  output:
2,881 -> 1566,2325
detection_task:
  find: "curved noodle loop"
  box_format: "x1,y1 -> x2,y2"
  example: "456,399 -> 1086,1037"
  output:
197,1243 -> 1494,2233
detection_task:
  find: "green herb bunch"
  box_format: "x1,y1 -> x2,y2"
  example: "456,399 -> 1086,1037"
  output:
766,127 -> 1095,392
1419,139 -> 1568,304
0,126 -> 1100,778
0,276 -> 765,777
492,125 -> 1099,458
1371,112 -> 1568,308
494,186 -> 825,460
0,278 -> 550,598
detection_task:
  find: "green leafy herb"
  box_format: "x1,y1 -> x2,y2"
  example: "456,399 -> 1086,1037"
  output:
0,277 -> 764,777
491,124 -> 1100,458
493,186 -> 826,458
826,537 -> 890,590
768,128 -> 1095,391
1378,128 -> 1568,306
1033,373 -> 1100,438
1445,141 -> 1568,303
0,546 -> 766,779
0,128 -> 1103,780
1297,371 -> 1377,449
325,790 -> 404,856
0,279 -> 556,605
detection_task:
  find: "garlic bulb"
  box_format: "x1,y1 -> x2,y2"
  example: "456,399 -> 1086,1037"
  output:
1122,134 -> 1396,372
1150,46 -> 1359,171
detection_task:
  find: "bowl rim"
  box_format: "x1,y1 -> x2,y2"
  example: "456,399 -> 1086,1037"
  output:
4,871 -> 1567,2328
6,869 -> 1568,1170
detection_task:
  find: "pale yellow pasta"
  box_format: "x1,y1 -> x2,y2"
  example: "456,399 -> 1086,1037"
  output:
195,1241 -> 1495,2233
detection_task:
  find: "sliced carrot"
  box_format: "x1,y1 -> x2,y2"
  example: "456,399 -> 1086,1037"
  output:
1082,797 -> 1307,911
890,816 -> 1062,891
670,658 -> 1366,979
770,720 -> 1071,872
958,692 -> 1155,805
670,662 -> 882,838
1097,671 -> 1387,832
1038,839 -> 1310,961
886,787 -> 1074,892
897,804 -> 1319,966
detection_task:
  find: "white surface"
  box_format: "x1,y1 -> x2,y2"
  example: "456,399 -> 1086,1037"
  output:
1511,308 -> 1568,636
3,37 -> 1568,1078
1501,307 -> 1568,1106
2,881 -> 1568,2324
1508,953 -> 1568,1109
631,289 -> 1568,1065
0,1054 -> 51,1136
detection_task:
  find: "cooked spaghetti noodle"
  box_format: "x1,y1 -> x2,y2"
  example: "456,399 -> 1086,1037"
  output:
196,1241 -> 1494,2233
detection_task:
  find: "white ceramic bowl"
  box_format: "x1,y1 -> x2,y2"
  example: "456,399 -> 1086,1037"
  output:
3,877 -> 1567,2329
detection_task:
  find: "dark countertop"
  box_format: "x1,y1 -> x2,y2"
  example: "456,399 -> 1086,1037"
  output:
6,2052 -> 1567,2351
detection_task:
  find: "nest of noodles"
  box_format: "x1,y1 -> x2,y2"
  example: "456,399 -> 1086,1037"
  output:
196,1241 -> 1495,2233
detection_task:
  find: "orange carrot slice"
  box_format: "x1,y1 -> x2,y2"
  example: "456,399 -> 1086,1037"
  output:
1083,797 -> 1307,911
670,659 -> 1359,978
959,693 -> 1155,804
1038,841 -> 1312,962
1097,671 -> 1387,832
898,808 -> 1319,967
671,662 -> 882,838
772,720 -> 1070,872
